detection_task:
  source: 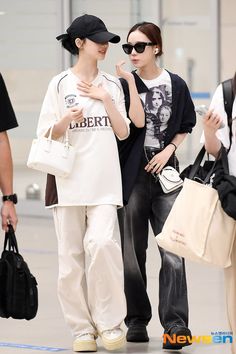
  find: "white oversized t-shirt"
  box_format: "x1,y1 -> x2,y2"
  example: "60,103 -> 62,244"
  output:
37,69 -> 130,207
209,84 -> 236,177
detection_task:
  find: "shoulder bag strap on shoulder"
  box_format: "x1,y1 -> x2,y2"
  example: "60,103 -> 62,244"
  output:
222,78 -> 234,149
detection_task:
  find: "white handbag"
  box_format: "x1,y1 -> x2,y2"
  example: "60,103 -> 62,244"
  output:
158,166 -> 183,193
27,126 -> 76,178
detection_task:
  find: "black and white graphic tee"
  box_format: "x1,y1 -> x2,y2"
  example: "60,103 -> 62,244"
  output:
139,69 -> 172,149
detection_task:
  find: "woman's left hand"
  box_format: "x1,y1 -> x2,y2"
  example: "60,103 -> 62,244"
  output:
77,81 -> 109,101
145,146 -> 174,174
116,61 -> 133,81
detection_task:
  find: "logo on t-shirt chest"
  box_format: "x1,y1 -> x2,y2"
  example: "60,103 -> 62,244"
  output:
65,94 -> 79,108
69,115 -> 112,131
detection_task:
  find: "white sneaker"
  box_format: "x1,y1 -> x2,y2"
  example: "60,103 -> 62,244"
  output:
73,333 -> 97,352
100,328 -> 125,350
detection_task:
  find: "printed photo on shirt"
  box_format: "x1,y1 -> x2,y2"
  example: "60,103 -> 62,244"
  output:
143,84 -> 172,148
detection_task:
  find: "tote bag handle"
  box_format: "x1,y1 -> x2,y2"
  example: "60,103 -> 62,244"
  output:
4,224 -> 19,254
188,146 -> 219,183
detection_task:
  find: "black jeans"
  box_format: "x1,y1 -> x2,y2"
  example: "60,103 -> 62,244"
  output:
118,149 -> 189,331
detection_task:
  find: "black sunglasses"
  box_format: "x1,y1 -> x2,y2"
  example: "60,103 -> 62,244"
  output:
122,42 -> 155,55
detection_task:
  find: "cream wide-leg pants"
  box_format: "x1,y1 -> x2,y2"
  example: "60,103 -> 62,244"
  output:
224,234 -> 236,354
53,205 -> 127,337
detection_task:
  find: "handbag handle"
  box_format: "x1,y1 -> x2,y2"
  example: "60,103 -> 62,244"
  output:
188,145 -> 230,184
4,224 -> 19,254
202,145 -> 229,182
188,146 -> 214,180
48,125 -> 70,146
188,146 -> 222,183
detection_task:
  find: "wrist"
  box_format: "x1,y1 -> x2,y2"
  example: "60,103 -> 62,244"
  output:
168,142 -> 177,153
2,193 -> 18,204
126,75 -> 135,84
204,127 -> 218,136
102,93 -> 112,104
63,114 -> 73,124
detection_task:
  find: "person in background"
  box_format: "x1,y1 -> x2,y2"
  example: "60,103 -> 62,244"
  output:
0,73 -> 18,231
36,14 -> 132,353
116,21 -> 196,350
203,72 -> 236,354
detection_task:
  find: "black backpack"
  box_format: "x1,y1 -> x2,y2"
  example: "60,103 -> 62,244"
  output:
0,225 -> 38,320
222,78 -> 234,148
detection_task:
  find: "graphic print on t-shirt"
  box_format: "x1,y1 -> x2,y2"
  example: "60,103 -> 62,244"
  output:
65,94 -> 79,108
69,115 -> 112,131
143,84 -> 172,148
64,93 -> 112,133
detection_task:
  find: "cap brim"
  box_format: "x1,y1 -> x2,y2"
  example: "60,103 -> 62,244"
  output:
88,31 -> 120,44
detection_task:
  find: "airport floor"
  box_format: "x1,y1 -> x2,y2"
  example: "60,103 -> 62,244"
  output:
0,214 -> 233,354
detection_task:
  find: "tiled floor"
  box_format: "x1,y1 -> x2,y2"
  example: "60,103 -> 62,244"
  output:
0,215 -> 232,354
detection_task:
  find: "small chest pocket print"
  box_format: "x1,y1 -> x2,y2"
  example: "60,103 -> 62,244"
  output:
65,94 -> 79,108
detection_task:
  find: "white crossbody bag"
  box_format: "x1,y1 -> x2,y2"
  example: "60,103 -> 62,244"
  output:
158,166 -> 183,193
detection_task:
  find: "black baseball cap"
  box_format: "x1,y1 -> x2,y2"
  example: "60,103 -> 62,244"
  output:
56,14 -> 120,44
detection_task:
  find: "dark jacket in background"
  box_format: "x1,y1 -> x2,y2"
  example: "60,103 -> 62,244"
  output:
0,73 -> 18,132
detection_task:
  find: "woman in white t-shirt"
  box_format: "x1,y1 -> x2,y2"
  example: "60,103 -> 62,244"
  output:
203,73 -> 236,354
36,14 -> 144,353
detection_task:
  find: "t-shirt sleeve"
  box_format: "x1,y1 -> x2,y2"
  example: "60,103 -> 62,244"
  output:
179,80 -> 196,133
36,78 -> 60,138
0,73 -> 18,132
114,79 -> 130,141
201,84 -> 230,149
212,84 -> 231,149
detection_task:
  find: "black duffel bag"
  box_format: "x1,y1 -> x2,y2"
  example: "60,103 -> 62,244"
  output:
0,225 -> 38,320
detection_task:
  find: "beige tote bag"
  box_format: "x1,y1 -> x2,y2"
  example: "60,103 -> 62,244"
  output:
156,178 -> 236,268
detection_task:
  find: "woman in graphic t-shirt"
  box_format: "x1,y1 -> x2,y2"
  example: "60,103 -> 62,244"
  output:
116,21 -> 196,350
36,14 -> 144,353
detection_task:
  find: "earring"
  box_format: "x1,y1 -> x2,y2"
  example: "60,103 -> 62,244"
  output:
154,48 -> 159,54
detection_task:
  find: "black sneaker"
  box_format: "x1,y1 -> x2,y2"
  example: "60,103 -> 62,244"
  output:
126,325 -> 149,342
163,325 -> 192,350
